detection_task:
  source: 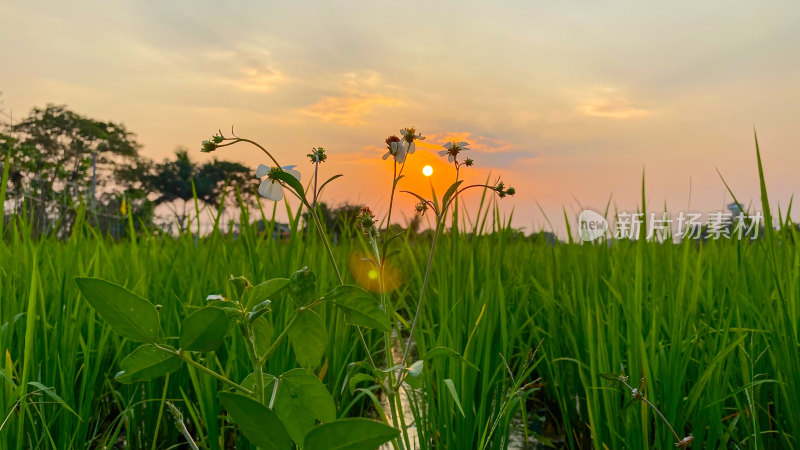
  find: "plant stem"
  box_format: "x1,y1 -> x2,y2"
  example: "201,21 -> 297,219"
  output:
313,160 -> 319,207
184,352 -> 253,396
400,215 -> 442,369
259,313 -> 298,366
305,200 -> 344,284
166,348 -> 254,395
151,373 -> 170,450
619,379 -> 682,445
242,320 -> 266,403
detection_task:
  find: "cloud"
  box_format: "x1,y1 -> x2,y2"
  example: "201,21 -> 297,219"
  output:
300,71 -> 402,125
418,132 -> 515,154
415,132 -> 535,167
226,66 -> 286,93
577,90 -> 649,119
301,94 -> 401,125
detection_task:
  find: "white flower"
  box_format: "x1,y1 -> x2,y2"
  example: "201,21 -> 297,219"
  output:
400,127 -> 424,155
256,164 -> 301,201
382,140 -> 407,164
439,141 -> 470,163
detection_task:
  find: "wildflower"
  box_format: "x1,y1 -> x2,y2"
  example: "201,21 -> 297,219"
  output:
415,201 -> 428,216
307,147 -> 327,163
439,141 -> 470,163
382,135 -> 407,163
256,164 -> 301,201
357,206 -> 379,238
400,127 -> 424,155
464,158 -> 474,167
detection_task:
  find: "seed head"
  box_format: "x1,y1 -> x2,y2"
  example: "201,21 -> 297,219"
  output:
385,135 -> 401,151
415,201 -> 428,216
307,147 -> 327,163
357,206 -> 379,238
201,140 -> 217,153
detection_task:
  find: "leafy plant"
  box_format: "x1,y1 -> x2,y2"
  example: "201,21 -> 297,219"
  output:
76,267 -> 396,449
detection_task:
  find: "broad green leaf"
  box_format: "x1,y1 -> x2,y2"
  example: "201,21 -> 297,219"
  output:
246,278 -> 289,309
442,180 -> 464,208
219,392 -> 293,450
274,368 -> 336,444
229,275 -> 251,300
407,360 -> 423,377
348,373 -> 379,394
240,372 -> 278,393
324,285 -> 390,332
253,316 -> 273,359
179,307 -> 229,352
75,277 -> 159,343
273,169 -> 305,198
304,418 -> 399,450
115,344 -> 181,384
288,310 -> 327,370
404,360 -> 424,389
247,299 -> 271,322
444,378 -> 465,417
288,267 -> 317,305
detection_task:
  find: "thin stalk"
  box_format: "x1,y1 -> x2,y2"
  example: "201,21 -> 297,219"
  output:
156,345 -> 254,395
150,373 -> 170,450
242,320 -> 265,403
385,162 -> 397,235
307,206 -> 343,284
619,379 -> 682,445
259,313 -> 298,366
313,160 -> 319,207
400,216 -> 442,369
217,138 -> 281,168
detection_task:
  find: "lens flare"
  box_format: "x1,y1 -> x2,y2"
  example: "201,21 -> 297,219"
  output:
349,251 -> 402,292
422,165 -> 433,176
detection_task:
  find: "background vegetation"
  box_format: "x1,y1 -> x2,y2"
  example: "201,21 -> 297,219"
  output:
0,103 -> 797,448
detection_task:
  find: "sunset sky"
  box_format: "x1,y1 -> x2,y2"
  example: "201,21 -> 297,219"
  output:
2,0 -> 799,236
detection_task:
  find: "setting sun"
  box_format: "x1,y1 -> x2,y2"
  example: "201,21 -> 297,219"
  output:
422,165 -> 433,176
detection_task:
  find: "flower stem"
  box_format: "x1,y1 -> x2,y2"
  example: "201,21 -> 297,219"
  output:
313,160 -> 319,207
400,215 -> 442,369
